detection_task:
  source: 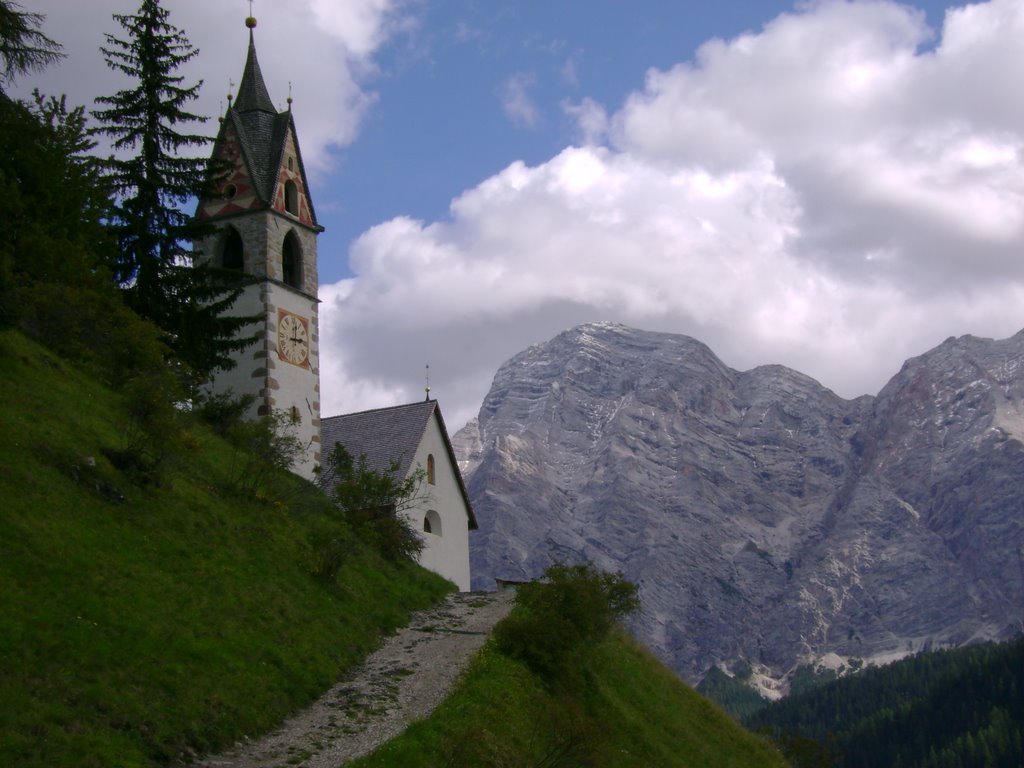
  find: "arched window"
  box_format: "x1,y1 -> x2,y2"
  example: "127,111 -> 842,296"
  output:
427,454 -> 435,485
284,179 -> 299,216
424,510 -> 442,536
221,227 -> 244,270
282,231 -> 302,288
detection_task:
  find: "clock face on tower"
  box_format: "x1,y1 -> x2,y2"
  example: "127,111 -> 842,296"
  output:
277,309 -> 310,367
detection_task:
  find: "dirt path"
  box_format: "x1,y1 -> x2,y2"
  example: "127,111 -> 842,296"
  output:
194,590 -> 515,768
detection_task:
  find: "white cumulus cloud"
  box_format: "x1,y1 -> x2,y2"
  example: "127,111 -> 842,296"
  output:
14,0 -> 408,174
321,0 -> 1024,430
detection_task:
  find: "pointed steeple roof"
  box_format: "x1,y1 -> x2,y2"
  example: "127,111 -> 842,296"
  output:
227,27 -> 278,201
234,30 -> 275,115
198,19 -> 320,230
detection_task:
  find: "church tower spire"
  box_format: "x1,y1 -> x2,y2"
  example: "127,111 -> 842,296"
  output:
234,28 -> 275,115
195,16 -> 323,479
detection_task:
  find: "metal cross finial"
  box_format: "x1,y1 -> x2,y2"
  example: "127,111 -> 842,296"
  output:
425,364 -> 431,401
227,78 -> 234,104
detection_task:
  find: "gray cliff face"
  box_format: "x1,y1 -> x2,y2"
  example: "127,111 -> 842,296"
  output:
452,322 -> 1024,686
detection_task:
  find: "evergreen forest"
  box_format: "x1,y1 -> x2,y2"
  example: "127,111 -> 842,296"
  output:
745,637 -> 1024,768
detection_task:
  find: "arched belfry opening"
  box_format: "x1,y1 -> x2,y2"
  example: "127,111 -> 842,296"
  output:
282,230 -> 302,289
284,179 -> 299,216
221,227 -> 244,270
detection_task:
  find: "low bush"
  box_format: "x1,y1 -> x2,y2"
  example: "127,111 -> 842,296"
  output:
223,409 -> 305,498
323,444 -> 425,563
15,282 -> 169,387
495,562 -> 639,687
195,390 -> 256,436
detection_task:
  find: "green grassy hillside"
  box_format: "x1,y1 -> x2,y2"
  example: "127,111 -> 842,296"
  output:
0,328 -> 790,768
0,329 -> 452,767
354,628 -> 787,768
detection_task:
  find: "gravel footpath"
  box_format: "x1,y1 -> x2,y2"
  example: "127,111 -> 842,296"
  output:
193,590 -> 515,768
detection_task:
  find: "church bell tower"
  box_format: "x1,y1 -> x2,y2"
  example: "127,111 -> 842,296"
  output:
195,15 -> 322,479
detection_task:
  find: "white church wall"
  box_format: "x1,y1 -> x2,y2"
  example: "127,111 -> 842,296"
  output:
402,415 -> 472,591
201,278 -> 321,481
266,281 -> 321,480
203,281 -> 267,408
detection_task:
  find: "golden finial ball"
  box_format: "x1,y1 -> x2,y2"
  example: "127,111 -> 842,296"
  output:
245,16 -> 257,29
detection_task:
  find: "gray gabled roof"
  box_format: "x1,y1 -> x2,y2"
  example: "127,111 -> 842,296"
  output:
321,400 -> 478,530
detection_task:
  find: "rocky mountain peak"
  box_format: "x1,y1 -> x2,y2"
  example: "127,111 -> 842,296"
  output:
455,323 -> 1024,689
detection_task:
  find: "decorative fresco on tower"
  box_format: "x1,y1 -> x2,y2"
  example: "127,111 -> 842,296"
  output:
196,121 -> 260,221
270,129 -> 315,227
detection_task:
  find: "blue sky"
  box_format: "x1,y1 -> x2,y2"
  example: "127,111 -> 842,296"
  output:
16,1 -> 1024,429
329,0 -> 960,275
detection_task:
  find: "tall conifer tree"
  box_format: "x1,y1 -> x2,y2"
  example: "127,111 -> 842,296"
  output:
0,0 -> 64,325
92,0 -> 255,389
0,0 -> 63,95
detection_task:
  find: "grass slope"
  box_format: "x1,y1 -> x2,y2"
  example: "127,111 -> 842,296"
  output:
353,629 -> 787,768
0,330 -> 452,767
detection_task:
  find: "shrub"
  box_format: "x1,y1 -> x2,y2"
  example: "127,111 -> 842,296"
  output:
322,444 -> 425,563
309,529 -> 358,583
495,562 -> 639,687
224,410 -> 304,498
104,371 -> 183,486
195,390 -> 256,437
15,282 -> 168,387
